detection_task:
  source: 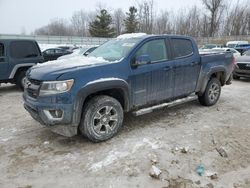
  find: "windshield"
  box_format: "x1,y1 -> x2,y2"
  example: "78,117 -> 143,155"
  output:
88,38 -> 142,61
228,44 -> 236,48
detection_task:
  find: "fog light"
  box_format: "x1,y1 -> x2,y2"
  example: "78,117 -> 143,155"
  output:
49,110 -> 63,118
44,109 -> 64,120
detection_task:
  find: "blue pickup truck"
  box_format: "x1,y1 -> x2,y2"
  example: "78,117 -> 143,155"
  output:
23,34 -> 235,142
0,39 -> 43,89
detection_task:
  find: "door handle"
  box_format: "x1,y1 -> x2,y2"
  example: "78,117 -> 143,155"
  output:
191,62 -> 199,66
163,66 -> 171,71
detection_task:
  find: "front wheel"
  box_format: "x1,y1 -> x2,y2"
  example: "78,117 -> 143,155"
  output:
79,95 -> 124,142
16,71 -> 26,90
198,78 -> 221,106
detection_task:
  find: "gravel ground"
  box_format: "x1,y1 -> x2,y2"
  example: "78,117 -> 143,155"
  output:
0,80 -> 250,188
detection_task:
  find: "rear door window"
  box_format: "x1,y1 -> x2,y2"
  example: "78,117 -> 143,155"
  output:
55,49 -> 64,54
0,43 -> 4,56
10,41 -> 39,59
171,39 -> 194,59
135,39 -> 168,62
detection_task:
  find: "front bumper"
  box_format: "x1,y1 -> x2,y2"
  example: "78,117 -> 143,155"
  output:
23,94 -> 78,137
233,67 -> 250,78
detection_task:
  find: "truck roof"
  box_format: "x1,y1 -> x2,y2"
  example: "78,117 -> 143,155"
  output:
0,39 -> 38,42
116,33 -> 194,40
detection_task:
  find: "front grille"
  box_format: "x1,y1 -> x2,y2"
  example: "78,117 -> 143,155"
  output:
237,63 -> 250,70
26,78 -> 41,99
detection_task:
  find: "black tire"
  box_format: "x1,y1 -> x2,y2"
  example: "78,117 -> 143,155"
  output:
79,95 -> 124,142
16,71 -> 26,90
233,74 -> 240,80
198,78 -> 221,106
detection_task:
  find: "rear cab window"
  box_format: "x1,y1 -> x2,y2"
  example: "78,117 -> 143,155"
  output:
10,41 -> 40,59
0,43 -> 4,57
135,39 -> 168,62
171,38 -> 194,59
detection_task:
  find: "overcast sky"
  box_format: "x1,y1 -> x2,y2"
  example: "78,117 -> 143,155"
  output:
0,0 -> 201,34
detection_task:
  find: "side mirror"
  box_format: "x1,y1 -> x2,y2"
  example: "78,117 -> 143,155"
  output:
131,55 -> 151,68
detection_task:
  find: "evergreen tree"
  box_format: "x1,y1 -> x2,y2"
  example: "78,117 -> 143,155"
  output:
89,9 -> 115,37
124,6 -> 138,33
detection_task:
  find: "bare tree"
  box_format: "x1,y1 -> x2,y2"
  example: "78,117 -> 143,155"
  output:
34,19 -> 71,36
137,0 -> 154,34
113,8 -> 125,36
71,10 -> 88,37
154,11 -> 173,34
223,0 -> 250,35
32,0 -> 250,38
201,0 -> 225,36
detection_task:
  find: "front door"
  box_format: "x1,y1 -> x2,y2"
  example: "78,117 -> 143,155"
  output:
129,38 -> 175,108
0,42 -> 9,80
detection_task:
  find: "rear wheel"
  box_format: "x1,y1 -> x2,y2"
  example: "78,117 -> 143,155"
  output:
198,78 -> 221,106
79,95 -> 124,142
16,71 -> 26,90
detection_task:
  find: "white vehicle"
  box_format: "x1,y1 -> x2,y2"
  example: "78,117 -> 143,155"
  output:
212,48 -> 241,57
57,46 -> 98,60
226,41 -> 249,48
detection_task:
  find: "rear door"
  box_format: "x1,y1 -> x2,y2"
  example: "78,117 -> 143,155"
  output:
129,38 -> 175,107
170,38 -> 201,98
0,42 -> 9,80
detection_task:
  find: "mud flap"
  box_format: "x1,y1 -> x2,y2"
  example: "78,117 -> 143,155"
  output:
226,74 -> 233,85
50,125 -> 78,137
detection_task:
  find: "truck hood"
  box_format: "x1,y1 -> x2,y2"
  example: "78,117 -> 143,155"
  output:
27,56 -> 111,81
236,55 -> 250,63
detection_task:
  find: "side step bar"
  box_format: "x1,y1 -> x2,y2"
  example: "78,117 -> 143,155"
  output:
133,95 -> 197,116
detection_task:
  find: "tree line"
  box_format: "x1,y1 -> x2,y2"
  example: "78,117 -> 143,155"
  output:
33,0 -> 250,38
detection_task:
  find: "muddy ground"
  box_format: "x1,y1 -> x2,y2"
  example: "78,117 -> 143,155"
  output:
0,80 -> 250,188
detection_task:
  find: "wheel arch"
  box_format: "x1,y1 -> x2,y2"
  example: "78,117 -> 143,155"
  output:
72,79 -> 130,126
10,64 -> 34,80
198,67 -> 226,96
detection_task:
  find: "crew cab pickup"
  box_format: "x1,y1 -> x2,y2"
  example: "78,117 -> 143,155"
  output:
23,34 -> 235,142
0,39 -> 43,89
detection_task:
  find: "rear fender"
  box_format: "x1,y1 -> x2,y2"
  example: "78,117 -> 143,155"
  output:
198,66 -> 226,95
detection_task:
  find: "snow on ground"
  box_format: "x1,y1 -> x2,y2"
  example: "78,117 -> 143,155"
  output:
0,80 -> 250,188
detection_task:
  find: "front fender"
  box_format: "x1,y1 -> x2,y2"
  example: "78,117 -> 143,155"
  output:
72,78 -> 130,126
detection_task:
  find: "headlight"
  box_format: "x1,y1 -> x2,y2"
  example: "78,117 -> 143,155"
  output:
39,79 -> 74,96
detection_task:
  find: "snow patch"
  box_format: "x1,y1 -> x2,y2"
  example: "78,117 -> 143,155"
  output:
10,128 -> 17,133
43,141 -> 50,145
143,138 -> 161,149
89,151 -> 129,172
1,137 -> 12,142
117,33 -> 147,39
35,56 -> 110,68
